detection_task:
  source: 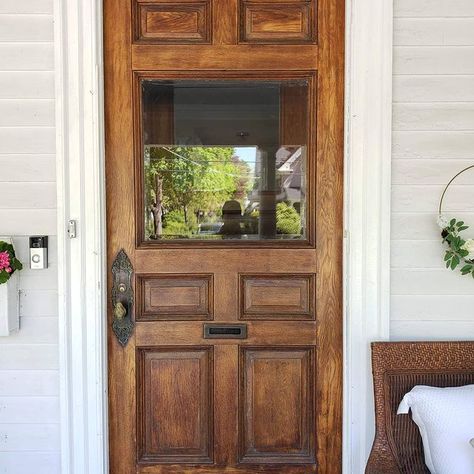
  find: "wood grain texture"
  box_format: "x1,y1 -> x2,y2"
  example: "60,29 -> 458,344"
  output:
136,321 -> 317,346
132,45 -> 319,70
137,274 -> 213,320
134,0 -> 211,44
105,0 -> 344,471
137,347 -> 213,464
239,347 -> 315,464
240,2 -> 315,43
240,274 -> 315,319
314,0 -> 344,471
104,0 -> 136,472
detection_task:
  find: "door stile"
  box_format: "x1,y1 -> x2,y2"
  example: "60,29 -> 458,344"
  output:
105,0 -> 137,472
315,0 -> 345,471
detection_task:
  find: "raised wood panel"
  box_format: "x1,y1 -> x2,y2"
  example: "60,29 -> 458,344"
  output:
137,274 -> 213,320
134,0 -> 211,44
240,274 -> 314,319
240,1 -> 315,43
137,347 -> 213,464
239,347 -> 315,464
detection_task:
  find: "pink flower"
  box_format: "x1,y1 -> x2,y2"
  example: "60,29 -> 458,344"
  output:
0,251 -> 11,271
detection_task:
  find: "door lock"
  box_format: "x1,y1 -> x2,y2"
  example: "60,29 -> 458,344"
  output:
111,249 -> 134,347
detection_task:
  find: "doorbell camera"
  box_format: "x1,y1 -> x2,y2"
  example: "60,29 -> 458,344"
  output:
29,236 -> 48,269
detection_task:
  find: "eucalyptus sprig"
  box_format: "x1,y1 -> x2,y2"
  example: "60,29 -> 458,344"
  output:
441,218 -> 474,278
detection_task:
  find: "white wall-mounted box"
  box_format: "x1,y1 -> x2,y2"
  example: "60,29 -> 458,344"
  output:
0,237 -> 20,336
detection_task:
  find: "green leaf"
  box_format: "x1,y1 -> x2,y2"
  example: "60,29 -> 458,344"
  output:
450,218 -> 457,226
461,264 -> 473,275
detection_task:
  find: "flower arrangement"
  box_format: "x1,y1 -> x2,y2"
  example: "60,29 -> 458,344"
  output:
438,165 -> 474,279
438,217 -> 474,278
0,241 -> 23,284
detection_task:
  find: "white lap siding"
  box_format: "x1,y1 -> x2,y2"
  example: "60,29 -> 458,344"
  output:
392,1 -> 474,339
0,0 -> 59,472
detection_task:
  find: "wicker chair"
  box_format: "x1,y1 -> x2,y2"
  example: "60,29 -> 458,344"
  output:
365,341 -> 474,474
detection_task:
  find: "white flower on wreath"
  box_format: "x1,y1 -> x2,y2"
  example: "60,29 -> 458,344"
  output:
437,214 -> 450,230
461,239 -> 474,261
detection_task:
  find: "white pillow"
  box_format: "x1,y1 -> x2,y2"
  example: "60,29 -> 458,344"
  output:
397,385 -> 474,474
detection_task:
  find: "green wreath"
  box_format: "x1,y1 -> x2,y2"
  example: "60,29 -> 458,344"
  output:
438,165 -> 474,278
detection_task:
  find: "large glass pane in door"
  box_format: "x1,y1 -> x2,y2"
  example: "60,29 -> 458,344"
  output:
141,79 -> 309,241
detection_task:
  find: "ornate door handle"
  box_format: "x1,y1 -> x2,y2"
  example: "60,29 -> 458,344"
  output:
111,249 -> 134,347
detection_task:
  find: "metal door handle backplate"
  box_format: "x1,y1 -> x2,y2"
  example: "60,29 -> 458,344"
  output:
111,249 -> 134,347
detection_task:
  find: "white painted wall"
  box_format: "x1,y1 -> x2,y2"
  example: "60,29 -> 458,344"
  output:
0,0 -> 60,472
392,0 -> 474,339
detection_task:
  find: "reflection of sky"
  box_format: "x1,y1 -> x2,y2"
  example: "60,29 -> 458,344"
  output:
234,147 -> 257,173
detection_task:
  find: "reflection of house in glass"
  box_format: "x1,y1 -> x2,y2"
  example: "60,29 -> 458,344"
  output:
247,146 -> 305,238
276,146 -> 305,208
141,79 -> 309,240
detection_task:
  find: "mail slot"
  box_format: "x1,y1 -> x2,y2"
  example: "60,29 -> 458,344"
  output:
203,324 -> 247,339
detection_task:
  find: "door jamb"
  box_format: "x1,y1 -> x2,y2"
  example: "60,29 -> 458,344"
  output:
54,0 -> 392,472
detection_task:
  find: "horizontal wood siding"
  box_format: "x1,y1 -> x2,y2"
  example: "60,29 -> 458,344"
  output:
0,1 -> 59,472
392,1 -> 474,340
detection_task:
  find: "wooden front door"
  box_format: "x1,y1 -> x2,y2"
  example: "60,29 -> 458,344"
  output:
104,0 -> 344,472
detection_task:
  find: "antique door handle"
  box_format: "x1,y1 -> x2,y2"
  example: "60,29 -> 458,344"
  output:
111,249 -> 134,347
113,301 -> 127,320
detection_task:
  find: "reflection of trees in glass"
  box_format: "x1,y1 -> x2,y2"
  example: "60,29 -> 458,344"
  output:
276,202 -> 301,235
144,146 -> 251,238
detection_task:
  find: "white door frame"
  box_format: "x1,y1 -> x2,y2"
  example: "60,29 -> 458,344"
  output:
54,0 -> 392,472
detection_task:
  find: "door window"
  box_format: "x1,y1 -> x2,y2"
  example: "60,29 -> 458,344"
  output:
141,79 -> 310,241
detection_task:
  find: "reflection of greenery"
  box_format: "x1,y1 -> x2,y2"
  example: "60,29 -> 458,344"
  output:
145,146 -> 251,237
276,202 -> 301,235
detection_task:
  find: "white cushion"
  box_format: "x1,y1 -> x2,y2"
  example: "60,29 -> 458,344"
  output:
397,385 -> 474,474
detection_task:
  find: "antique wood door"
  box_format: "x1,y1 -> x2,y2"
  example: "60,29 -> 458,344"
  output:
104,0 -> 344,472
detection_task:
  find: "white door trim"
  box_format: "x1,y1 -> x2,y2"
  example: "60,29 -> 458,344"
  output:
54,0 -> 108,472
54,0 -> 392,472
343,0 -> 393,471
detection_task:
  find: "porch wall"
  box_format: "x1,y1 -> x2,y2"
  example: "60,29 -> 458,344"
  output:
0,0 -> 60,472
391,0 -> 474,340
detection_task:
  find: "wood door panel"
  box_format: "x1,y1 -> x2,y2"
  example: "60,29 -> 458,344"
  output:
137,274 -> 213,320
240,274 -> 314,319
137,347 -> 214,464
132,44 -> 319,70
239,347 -> 315,464
136,321 -> 317,345
240,2 -> 315,43
134,0 -> 211,44
135,249 -> 317,272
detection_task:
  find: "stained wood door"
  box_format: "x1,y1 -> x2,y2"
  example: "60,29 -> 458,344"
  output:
104,0 -> 344,472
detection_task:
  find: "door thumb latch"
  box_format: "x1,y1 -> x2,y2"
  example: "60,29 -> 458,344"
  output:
111,249 -> 134,347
